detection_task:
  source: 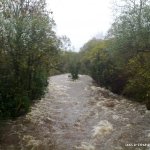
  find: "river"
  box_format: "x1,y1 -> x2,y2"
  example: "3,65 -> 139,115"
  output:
0,74 -> 150,150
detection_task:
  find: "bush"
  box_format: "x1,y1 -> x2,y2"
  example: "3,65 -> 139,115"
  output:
123,54 -> 150,107
69,63 -> 79,80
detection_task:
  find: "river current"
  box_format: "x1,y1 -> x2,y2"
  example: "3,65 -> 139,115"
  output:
0,74 -> 150,150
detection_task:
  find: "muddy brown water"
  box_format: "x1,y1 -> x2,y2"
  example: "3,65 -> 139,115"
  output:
0,74 -> 150,150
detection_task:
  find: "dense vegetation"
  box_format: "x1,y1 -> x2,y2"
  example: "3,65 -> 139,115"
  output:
0,0 -> 60,119
0,0 -> 150,120
79,0 -> 150,109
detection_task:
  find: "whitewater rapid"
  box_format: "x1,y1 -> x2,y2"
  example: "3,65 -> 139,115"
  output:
0,74 -> 150,150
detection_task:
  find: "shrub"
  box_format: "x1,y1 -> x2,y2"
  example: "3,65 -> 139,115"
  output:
123,54 -> 150,107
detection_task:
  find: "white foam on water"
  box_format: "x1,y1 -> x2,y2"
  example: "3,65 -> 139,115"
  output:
112,115 -> 120,120
75,142 -> 95,150
22,135 -> 42,148
90,86 -> 98,91
92,120 -> 113,138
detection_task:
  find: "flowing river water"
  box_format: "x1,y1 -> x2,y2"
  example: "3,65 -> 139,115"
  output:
0,74 -> 150,150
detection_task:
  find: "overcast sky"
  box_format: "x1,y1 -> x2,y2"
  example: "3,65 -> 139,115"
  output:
46,0 -> 114,51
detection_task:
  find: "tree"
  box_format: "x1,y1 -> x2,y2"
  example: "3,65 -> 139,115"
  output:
69,60 -> 80,80
79,0 -> 150,107
0,0 -> 60,119
107,0 -> 150,105
59,35 -> 72,51
109,0 -> 150,60
123,53 -> 150,109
